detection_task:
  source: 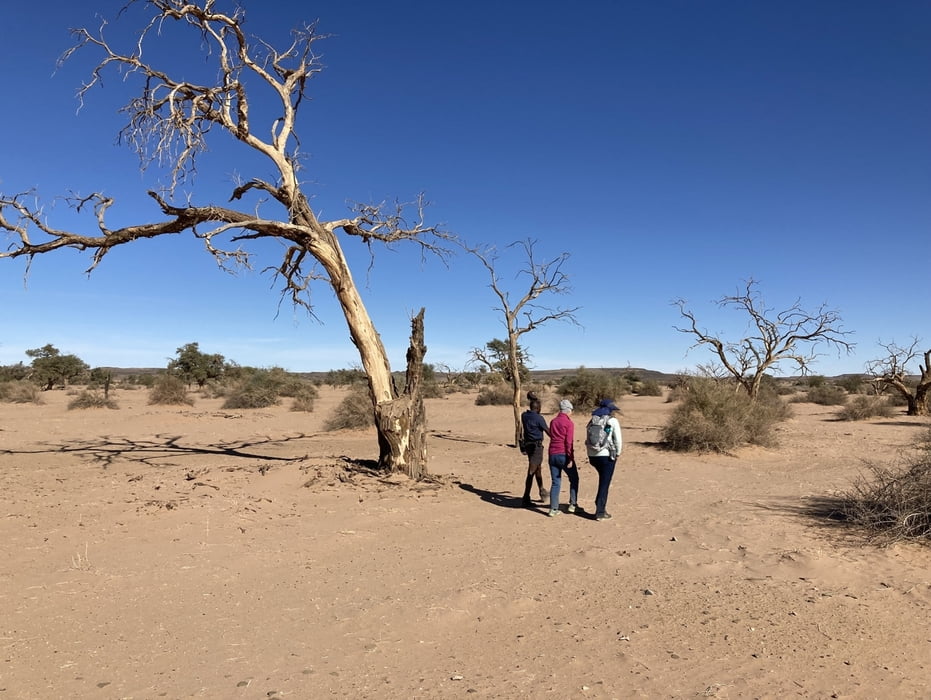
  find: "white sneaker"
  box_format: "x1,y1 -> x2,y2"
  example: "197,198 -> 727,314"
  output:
567,504 -> 576,514
548,509 -> 560,517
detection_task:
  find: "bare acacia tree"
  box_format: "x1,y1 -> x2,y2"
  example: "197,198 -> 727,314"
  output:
673,279 -> 854,399
0,2 -> 452,478
468,239 -> 579,447
865,339 -> 931,416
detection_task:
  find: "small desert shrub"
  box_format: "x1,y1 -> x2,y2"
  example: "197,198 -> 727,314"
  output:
323,385 -> 374,431
841,431 -> 931,542
222,384 -> 280,409
0,380 -> 42,404
837,395 -> 895,421
290,387 -> 318,413
835,375 -> 865,394
148,375 -> 193,406
0,363 -> 30,382
661,378 -> 790,453
68,390 -> 118,410
796,384 -> 848,406
635,380 -> 663,397
475,383 -> 512,406
557,368 -> 629,412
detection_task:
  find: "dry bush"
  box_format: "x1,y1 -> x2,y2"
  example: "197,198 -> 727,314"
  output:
792,384 -> 848,406
475,383 -> 512,406
0,380 -> 42,404
841,431 -> 931,542
635,380 -> 663,397
557,368 -> 629,411
222,385 -> 280,409
148,375 -> 193,406
661,377 -> 791,453
323,385 -> 373,431
837,395 -> 895,421
290,387 -> 317,413
68,390 -> 118,410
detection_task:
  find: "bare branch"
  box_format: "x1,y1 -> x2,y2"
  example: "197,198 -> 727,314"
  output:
464,238 -> 580,444
865,338 -> 931,415
673,279 -> 854,398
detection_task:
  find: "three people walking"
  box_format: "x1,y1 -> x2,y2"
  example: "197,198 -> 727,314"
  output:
521,396 -> 623,520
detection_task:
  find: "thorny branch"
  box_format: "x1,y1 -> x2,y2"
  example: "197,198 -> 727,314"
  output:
0,1 -> 452,312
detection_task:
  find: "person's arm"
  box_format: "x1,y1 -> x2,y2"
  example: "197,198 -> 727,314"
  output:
611,417 -> 623,455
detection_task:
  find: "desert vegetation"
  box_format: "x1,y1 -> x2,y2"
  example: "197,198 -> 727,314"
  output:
661,375 -> 792,453
841,429 -> 931,542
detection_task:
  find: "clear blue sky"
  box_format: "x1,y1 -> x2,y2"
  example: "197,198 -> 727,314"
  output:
1,1 -> 928,376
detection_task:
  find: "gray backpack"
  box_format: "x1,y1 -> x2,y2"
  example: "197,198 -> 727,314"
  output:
585,414 -> 611,451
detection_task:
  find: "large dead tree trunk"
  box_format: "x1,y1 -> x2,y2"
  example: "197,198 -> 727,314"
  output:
372,309 -> 428,478
303,220 -> 428,476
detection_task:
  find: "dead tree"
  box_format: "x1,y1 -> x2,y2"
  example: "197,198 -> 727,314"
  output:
467,240 -> 579,447
866,339 -> 931,416
673,279 -> 854,399
0,2 -> 452,478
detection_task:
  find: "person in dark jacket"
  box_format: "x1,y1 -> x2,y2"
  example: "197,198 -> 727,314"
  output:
520,394 -> 550,507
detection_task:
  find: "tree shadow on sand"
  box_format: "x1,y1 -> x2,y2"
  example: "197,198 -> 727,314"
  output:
0,433 -> 313,469
752,495 -> 872,543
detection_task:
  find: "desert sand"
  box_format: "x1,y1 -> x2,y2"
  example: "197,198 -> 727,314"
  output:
1,385 -> 930,699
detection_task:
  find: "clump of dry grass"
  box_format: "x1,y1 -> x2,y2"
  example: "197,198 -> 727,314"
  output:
68,390 -> 118,410
148,375 -> 193,406
837,395 -> 895,421
841,429 -> 931,543
0,380 -> 42,404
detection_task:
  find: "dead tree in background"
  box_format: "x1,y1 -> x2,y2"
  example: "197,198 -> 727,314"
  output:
674,279 -> 854,399
866,339 -> 931,416
0,2 -> 452,478
467,240 -> 579,447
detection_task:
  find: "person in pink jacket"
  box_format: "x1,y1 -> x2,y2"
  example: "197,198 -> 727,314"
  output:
547,399 -> 579,517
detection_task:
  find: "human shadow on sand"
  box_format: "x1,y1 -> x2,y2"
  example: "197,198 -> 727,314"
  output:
457,482 -> 596,518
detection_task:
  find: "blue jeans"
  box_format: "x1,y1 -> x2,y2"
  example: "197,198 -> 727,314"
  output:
589,455 -> 617,516
548,453 -> 579,511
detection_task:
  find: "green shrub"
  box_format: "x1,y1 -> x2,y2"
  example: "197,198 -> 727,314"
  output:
68,390 -> 118,410
837,395 -> 895,421
221,367 -> 313,409
148,375 -> 193,406
323,385 -> 374,430
557,368 -> 629,412
841,430 -> 931,541
0,363 -> 30,382
475,383 -> 512,406
661,377 -> 790,453
0,380 -> 42,404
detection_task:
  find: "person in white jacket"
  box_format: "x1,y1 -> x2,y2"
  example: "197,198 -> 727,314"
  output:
585,399 -> 623,521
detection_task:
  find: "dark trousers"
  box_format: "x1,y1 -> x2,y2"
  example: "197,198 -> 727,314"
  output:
589,455 -> 617,516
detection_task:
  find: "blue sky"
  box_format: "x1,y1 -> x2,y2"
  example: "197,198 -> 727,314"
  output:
1,1 -> 928,376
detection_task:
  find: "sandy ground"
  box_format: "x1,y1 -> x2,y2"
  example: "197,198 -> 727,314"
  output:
1,385 -> 930,699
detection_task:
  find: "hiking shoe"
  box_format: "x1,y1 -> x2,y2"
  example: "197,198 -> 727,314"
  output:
595,512 -> 613,521
567,504 -> 577,514
548,509 -> 560,517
